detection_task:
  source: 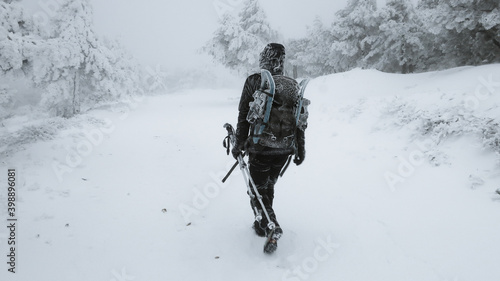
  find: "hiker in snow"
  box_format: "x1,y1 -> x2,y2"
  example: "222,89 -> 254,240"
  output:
232,43 -> 308,248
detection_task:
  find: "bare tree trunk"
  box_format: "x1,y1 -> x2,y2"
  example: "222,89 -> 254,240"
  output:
72,70 -> 80,116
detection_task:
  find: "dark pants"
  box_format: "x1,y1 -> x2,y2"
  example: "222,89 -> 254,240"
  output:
248,153 -> 290,229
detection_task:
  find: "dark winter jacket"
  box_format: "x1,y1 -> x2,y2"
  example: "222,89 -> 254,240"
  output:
235,73 -> 306,156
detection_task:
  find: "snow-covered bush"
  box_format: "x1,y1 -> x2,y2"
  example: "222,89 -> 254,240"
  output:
480,119 -> 500,153
382,95 -> 500,164
381,96 -> 421,128
0,118 -> 59,157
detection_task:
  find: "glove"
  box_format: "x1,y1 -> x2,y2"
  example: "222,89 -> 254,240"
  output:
294,129 -> 306,165
294,146 -> 305,166
231,142 -> 244,159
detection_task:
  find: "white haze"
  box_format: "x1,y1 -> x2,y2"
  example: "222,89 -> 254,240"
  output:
19,0 -> 360,69
20,0 -> 399,70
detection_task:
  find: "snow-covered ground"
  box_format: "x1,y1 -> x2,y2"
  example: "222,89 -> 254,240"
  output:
1,65 -> 500,281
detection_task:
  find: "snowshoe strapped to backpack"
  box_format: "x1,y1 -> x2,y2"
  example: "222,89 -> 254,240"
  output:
246,70 -> 310,151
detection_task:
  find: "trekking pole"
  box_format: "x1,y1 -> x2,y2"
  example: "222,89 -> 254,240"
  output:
279,154 -> 293,177
223,123 -> 276,231
222,160 -> 238,183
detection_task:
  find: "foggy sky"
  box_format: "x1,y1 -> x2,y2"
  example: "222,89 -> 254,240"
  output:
91,0 -> 352,69
22,0 -> 388,69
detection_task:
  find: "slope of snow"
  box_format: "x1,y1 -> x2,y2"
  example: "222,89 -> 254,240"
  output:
1,65 -> 500,281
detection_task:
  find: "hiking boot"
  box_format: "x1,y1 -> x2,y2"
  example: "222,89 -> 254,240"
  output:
253,220 -> 267,237
264,226 -> 283,254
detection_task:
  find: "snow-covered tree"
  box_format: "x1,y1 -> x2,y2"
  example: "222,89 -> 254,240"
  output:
417,0 -> 440,9
0,0 -> 146,120
0,0 -> 38,120
202,13 -> 243,72
84,38 -> 145,106
412,0 -> 447,70
287,18 -> 337,77
419,0 -> 500,66
286,37 -> 308,78
330,0 -> 380,72
30,0 -> 97,117
370,0 -> 426,73
439,0 -> 499,44
0,0 -> 33,74
29,0 -> 145,117
203,0 -> 280,74
237,0 -> 280,70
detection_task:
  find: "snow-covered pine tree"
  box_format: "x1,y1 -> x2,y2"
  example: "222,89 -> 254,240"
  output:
417,0 -> 440,9
419,0 -> 500,67
0,0 -> 37,119
0,0 -> 33,74
287,17 -> 337,77
31,0 -> 145,117
85,37 -> 145,106
237,0 -> 280,72
203,0 -> 280,74
413,0 -> 447,70
371,0 -> 425,73
202,13 -> 243,72
0,0 -> 22,114
31,0 -> 97,117
283,37 -> 305,78
330,0 -> 380,72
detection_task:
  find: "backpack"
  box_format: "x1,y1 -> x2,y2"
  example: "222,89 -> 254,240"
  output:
246,70 -> 310,150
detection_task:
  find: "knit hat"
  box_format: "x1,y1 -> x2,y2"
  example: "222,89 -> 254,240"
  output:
259,43 -> 285,75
